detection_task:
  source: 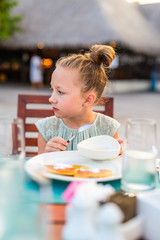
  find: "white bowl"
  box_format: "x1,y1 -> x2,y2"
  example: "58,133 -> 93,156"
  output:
77,135 -> 120,160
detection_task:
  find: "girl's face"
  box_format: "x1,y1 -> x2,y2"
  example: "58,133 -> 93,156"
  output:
49,66 -> 86,119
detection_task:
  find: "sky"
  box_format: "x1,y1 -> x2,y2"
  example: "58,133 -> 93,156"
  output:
127,0 -> 160,4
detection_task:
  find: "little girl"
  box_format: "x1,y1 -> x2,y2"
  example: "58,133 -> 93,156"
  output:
36,44 -> 121,154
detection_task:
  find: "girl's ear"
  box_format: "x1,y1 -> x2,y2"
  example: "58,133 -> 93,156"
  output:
83,92 -> 96,107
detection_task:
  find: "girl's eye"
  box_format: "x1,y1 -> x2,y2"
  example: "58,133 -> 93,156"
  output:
58,90 -> 64,95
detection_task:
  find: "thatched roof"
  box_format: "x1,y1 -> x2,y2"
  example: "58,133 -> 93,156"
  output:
1,0 -> 160,55
139,3 -> 160,34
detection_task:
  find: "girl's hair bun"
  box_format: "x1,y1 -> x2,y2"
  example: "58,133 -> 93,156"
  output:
89,44 -> 115,68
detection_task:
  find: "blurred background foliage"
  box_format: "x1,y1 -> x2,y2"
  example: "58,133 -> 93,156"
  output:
0,0 -> 22,41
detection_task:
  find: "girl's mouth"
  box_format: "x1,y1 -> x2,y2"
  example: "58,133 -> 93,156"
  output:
53,107 -> 58,112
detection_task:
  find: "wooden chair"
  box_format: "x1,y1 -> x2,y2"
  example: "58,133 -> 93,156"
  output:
17,94 -> 114,157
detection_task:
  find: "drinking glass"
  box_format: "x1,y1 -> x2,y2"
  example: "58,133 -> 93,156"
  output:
121,118 -> 157,194
0,118 -> 47,239
0,118 -> 25,238
0,117 -> 25,196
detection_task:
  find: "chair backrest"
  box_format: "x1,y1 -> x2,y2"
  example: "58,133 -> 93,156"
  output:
17,94 -> 113,157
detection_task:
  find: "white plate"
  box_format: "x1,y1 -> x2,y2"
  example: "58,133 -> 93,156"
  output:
24,151 -> 122,182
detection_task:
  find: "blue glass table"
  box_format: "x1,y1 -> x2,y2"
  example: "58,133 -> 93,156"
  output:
24,173 -> 121,204
23,156 -> 160,204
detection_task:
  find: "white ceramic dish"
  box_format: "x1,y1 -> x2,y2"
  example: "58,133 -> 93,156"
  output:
119,215 -> 144,240
137,189 -> 160,240
77,135 -> 120,160
24,151 -> 122,182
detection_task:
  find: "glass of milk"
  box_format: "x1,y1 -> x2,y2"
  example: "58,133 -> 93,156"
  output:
121,118 -> 157,194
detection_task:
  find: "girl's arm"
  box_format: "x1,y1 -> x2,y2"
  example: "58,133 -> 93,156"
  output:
113,130 -> 123,155
113,130 -> 118,140
37,132 -> 69,154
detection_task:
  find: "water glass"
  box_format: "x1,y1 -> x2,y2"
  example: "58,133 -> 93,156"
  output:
121,118 -> 157,194
0,118 -> 47,239
0,118 -> 25,236
0,118 -> 25,196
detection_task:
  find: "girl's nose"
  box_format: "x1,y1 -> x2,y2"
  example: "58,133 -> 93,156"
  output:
49,96 -> 52,103
49,93 -> 57,104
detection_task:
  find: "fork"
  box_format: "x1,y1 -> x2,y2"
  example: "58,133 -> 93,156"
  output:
67,123 -> 93,143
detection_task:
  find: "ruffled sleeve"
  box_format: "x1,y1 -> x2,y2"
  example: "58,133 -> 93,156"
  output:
95,113 -> 120,137
35,116 -> 60,142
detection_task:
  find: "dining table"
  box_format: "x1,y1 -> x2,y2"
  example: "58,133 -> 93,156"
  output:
23,152 -> 123,240
24,172 -> 121,240
23,154 -> 160,240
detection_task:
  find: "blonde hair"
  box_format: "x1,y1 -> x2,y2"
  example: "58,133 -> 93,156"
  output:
56,45 -> 115,103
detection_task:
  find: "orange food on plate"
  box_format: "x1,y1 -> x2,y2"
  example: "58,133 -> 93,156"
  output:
72,165 -> 89,170
74,168 -> 113,178
44,163 -> 113,178
45,163 -> 89,176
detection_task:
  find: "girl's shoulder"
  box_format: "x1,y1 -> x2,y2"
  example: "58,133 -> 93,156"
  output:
35,115 -> 60,128
95,113 -> 120,125
94,113 -> 120,136
35,116 -> 61,142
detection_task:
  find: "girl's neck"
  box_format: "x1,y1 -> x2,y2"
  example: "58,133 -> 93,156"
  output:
62,111 -> 97,129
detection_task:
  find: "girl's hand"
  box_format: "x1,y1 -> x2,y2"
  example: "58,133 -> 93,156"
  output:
44,137 -> 69,152
117,138 -> 123,155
